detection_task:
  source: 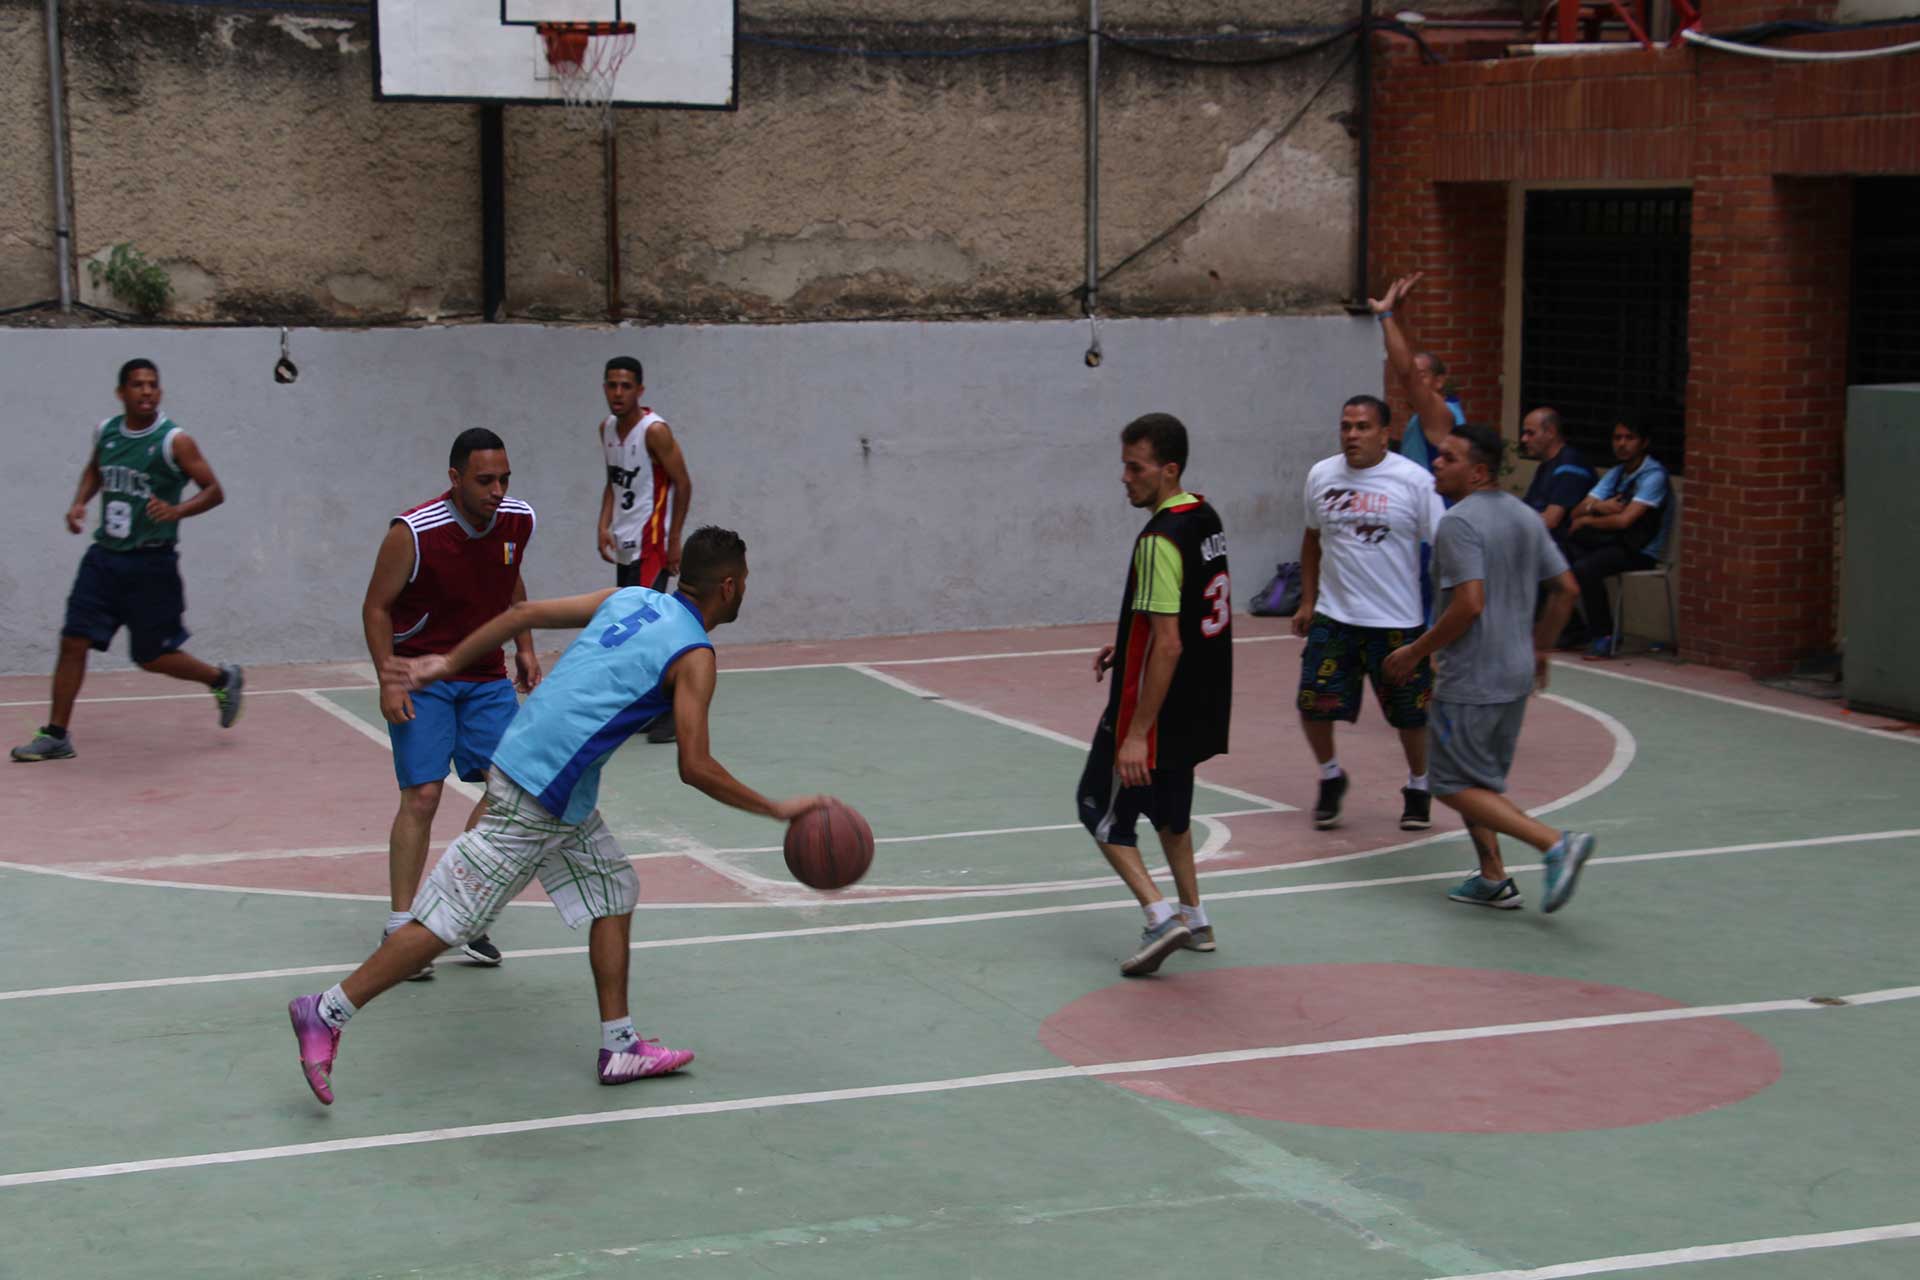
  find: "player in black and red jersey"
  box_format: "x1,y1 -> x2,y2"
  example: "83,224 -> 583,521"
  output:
361,428 -> 540,975
1080,413 -> 1233,977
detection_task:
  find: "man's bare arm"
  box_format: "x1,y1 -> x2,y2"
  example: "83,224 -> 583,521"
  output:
389,590 -> 618,688
147,433 -> 224,522
669,648 -> 821,822
1291,529 -> 1322,638
65,456 -> 103,533
646,421 -> 693,574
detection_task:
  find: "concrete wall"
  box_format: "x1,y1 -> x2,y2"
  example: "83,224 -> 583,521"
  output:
0,0 -> 1407,324
0,314 -> 1377,672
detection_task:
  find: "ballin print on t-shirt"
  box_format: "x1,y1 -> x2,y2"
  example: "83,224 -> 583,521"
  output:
1318,488 -> 1394,545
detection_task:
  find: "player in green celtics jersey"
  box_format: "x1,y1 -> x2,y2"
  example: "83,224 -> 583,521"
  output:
11,359 -> 244,763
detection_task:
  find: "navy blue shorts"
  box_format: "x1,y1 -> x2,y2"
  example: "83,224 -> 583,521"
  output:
387,678 -> 520,790
1075,716 -> 1196,847
62,543 -> 189,665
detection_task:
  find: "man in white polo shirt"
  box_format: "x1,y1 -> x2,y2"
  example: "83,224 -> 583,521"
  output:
1292,395 -> 1445,831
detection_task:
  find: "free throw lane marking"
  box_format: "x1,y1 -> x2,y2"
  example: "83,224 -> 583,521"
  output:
3,984 -> 1916,1189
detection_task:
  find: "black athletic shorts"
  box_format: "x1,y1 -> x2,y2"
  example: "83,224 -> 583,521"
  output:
1075,715 -> 1196,847
62,543 -> 189,665
615,560 -> 670,591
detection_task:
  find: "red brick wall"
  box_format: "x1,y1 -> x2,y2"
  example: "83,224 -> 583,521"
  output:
1368,24 -> 1919,675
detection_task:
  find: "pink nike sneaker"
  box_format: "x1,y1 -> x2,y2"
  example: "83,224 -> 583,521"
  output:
288,994 -> 342,1105
598,1037 -> 695,1084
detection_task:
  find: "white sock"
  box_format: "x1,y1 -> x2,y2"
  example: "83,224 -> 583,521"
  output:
1144,899 -> 1178,928
1318,759 -> 1343,781
1407,773 -> 1429,791
1177,903 -> 1209,929
317,985 -> 357,1029
385,910 -> 412,936
602,1017 -> 639,1053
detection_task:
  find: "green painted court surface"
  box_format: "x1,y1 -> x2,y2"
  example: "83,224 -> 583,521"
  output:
2,639 -> 1918,1280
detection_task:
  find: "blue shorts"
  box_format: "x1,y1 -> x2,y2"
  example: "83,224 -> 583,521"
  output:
62,543 -> 189,665
388,678 -> 519,790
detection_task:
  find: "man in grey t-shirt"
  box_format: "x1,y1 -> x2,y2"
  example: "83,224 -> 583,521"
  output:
1383,423 -> 1597,913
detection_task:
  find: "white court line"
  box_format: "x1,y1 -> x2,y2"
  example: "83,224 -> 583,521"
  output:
726,632 -> 1295,675
1553,658 -> 1920,747
847,662 -> 1293,813
0,685 -> 373,708
293,690 -> 484,802
0,636 -> 1301,708
1439,1220 -> 1920,1279
6,828 -> 1915,1005
4,982 -> 1915,1190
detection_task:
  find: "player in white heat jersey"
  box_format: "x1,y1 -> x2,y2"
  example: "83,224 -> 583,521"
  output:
597,357 -> 692,593
596,356 -> 693,742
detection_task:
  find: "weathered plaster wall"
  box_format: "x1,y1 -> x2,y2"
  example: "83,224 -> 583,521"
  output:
2,0 -> 1407,323
0,314 -> 1376,673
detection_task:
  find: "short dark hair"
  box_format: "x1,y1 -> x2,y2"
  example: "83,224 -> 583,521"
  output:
1343,394 -> 1391,429
1121,413 -> 1189,473
1613,416 -> 1652,447
118,358 -> 158,387
449,427 -> 506,472
1530,406 -> 1562,435
679,526 -> 747,589
1415,351 -> 1448,378
1451,422 -> 1506,473
605,356 -> 643,382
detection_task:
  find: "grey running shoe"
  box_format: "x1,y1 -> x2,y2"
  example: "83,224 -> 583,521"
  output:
1120,918 -> 1191,977
213,665 -> 245,728
461,934 -> 504,966
1448,873 -> 1523,909
11,729 -> 75,762
1182,924 -> 1217,952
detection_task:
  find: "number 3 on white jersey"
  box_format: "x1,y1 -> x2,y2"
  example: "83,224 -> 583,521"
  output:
1200,572 -> 1231,637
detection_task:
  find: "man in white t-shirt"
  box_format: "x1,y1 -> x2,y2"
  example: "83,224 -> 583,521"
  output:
1292,395 -> 1445,831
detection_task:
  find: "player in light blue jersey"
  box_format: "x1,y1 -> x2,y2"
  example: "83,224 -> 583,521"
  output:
287,527 -> 831,1105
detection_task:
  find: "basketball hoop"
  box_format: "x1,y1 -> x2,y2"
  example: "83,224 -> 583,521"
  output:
536,20 -> 636,131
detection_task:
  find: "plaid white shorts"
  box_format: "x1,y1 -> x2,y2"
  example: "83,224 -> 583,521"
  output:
410,771 -> 639,946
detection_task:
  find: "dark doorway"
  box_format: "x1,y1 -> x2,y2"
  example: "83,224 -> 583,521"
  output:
1521,189 -> 1692,471
1851,177 -> 1920,387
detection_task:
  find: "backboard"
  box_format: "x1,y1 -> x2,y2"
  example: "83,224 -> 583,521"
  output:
373,0 -> 736,110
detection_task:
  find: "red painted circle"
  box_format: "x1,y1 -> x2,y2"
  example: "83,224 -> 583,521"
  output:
1038,964 -> 1782,1133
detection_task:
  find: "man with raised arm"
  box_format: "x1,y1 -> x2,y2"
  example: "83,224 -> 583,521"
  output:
13,359 -> 242,762
1369,272 -> 1466,474
288,527 -> 829,1105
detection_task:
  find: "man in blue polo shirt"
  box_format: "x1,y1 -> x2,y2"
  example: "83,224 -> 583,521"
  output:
1565,419 -> 1672,659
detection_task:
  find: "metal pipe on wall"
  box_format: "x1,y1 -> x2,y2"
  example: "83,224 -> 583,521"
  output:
1350,0 -> 1373,308
1083,0 -> 1102,367
604,117 -> 621,322
481,105 -> 507,322
43,0 -> 74,310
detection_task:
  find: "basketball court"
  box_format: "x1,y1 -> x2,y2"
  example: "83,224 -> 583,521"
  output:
4,619 -> 1918,1278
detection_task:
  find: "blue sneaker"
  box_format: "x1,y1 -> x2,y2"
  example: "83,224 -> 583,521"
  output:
1542,832 -> 1597,913
1584,637 -> 1615,661
1447,874 -> 1522,909
1120,917 -> 1192,976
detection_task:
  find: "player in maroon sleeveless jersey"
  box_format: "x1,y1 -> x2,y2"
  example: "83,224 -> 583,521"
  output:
361,429 -> 540,975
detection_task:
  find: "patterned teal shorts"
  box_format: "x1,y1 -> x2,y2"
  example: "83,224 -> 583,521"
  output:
1296,613 -> 1432,729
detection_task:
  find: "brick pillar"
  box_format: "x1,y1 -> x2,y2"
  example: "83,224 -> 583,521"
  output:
1681,176 -> 1852,674
1368,40 -> 1508,432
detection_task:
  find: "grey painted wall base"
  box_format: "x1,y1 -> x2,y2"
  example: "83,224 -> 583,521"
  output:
1,316 -> 1378,674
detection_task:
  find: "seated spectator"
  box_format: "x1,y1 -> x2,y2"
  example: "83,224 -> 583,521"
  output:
1518,407 -> 1596,549
1565,418 -> 1672,659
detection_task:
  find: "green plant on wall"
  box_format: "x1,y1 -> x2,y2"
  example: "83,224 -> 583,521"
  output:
88,243 -> 172,316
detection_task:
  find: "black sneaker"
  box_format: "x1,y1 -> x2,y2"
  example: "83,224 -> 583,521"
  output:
461,934 -> 504,966
1399,786 -> 1432,831
1312,772 -> 1348,830
645,713 -> 676,745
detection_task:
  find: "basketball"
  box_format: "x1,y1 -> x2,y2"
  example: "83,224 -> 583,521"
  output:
783,800 -> 874,891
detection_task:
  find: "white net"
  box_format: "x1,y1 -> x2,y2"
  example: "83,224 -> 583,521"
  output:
538,23 -> 636,131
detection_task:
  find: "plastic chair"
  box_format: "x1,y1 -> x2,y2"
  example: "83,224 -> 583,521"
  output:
1611,486 -> 1679,654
